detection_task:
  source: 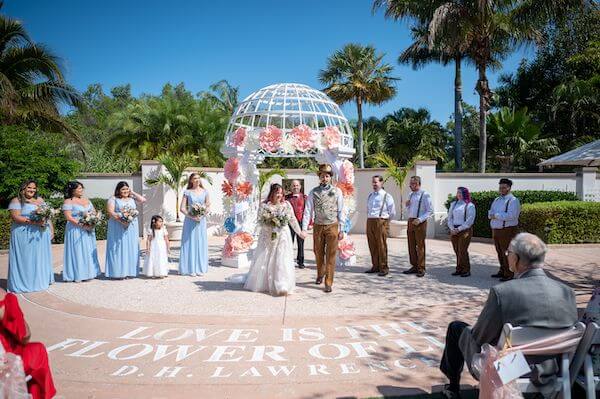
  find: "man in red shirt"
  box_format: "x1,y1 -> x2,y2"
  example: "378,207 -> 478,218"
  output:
285,180 -> 307,269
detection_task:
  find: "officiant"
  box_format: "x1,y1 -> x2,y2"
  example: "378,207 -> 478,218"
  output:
286,180 -> 308,269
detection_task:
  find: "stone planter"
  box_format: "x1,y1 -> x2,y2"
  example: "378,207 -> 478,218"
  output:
166,221 -> 184,241
389,220 -> 408,238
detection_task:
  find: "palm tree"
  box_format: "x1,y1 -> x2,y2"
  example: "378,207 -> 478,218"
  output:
319,44 -> 398,169
0,3 -> 82,138
145,152 -> 212,222
199,80 -> 239,116
427,0 -> 584,172
258,168 -> 287,197
372,153 -> 416,219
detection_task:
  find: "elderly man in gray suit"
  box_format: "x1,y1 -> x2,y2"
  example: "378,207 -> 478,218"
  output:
439,232 -> 578,398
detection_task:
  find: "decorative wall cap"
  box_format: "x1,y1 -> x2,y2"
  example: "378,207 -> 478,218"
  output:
437,172 -> 578,178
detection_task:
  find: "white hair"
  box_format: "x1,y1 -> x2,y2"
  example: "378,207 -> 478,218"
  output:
509,233 -> 547,268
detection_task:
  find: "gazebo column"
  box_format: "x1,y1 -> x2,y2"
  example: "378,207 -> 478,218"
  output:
577,167 -> 599,201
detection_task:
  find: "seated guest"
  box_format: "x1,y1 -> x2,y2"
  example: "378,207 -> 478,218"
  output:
439,233 -> 577,398
0,291 -> 56,399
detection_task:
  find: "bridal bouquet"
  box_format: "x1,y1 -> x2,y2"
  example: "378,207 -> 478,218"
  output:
29,204 -> 59,230
189,203 -> 208,218
259,205 -> 289,241
79,210 -> 103,228
120,205 -> 139,224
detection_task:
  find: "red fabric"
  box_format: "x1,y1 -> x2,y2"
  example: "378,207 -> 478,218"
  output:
285,194 -> 307,222
0,293 -> 56,399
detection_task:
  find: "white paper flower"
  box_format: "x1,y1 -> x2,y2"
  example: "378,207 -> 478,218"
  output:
281,135 -> 296,154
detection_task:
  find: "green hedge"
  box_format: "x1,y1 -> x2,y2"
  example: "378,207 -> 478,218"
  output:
0,198 -> 108,250
445,190 -> 578,238
520,201 -> 600,244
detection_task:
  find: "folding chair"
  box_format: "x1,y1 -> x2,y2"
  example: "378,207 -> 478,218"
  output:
496,322 -> 585,399
569,322 -> 600,399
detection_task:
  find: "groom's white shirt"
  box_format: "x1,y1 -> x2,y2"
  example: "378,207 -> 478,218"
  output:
302,185 -> 344,230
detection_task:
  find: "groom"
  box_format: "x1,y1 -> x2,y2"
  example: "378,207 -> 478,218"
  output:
302,164 -> 344,293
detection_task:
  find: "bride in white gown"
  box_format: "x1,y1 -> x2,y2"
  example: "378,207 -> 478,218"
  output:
243,183 -> 307,296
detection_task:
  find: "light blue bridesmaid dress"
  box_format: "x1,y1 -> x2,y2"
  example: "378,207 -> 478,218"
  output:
105,197 -> 140,278
62,202 -> 100,282
7,201 -> 55,293
178,189 -> 209,275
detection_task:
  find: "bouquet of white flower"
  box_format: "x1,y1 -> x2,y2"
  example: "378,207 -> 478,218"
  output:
189,203 -> 208,218
120,205 -> 139,225
259,205 -> 289,240
29,204 -> 59,230
79,210 -> 104,228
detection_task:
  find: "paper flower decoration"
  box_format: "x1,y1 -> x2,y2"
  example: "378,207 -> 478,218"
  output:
223,231 -> 254,257
224,217 -> 236,233
224,157 -> 240,182
338,237 -> 355,260
221,181 -> 234,197
322,126 -> 341,149
340,160 -> 355,184
259,125 -> 283,153
237,181 -> 253,200
337,182 -> 355,197
344,196 -> 357,213
232,127 -> 247,147
291,124 -> 316,152
281,135 -> 296,154
343,218 -> 352,233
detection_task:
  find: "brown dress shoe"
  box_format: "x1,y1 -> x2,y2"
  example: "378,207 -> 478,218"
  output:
403,268 -> 418,274
324,285 -> 332,293
491,273 -> 503,278
315,277 -> 323,284
365,269 -> 378,274
416,272 -> 425,277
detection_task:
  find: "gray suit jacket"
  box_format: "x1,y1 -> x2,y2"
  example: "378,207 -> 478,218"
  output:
459,268 -> 577,376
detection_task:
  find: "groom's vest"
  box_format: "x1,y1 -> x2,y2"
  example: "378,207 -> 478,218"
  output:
312,185 -> 338,226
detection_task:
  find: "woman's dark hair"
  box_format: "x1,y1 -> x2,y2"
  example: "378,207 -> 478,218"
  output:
64,181 -> 84,199
186,173 -> 204,189
150,215 -> 163,238
114,181 -> 130,198
265,183 -> 283,204
18,180 -> 38,205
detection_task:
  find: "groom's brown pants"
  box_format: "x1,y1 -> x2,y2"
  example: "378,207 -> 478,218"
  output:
313,223 -> 338,287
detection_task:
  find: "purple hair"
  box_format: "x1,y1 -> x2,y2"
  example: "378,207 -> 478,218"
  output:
458,186 -> 471,203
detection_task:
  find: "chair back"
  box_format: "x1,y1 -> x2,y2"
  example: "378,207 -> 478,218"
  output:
569,322 -> 600,387
497,323 -> 585,355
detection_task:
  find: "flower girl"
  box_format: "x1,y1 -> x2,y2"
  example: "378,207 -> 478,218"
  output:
143,215 -> 170,278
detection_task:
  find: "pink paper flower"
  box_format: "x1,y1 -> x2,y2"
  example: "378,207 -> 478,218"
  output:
237,182 -> 253,200
221,181 -> 234,197
340,160 -> 355,184
322,126 -> 341,149
224,157 -> 240,182
232,127 -> 247,147
224,232 -> 254,257
338,237 -> 355,260
337,182 -> 355,197
259,125 -> 283,153
291,124 -> 316,152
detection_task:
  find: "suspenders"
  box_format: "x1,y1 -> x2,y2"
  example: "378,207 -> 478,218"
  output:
451,201 -> 469,226
379,193 -> 388,218
415,193 -> 423,218
502,198 -> 511,228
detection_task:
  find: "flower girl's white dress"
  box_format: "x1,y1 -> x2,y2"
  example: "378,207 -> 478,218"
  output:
143,227 -> 169,277
243,201 -> 302,296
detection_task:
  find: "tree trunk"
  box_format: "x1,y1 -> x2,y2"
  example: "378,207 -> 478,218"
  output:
454,55 -> 463,171
356,97 -> 364,169
476,64 -> 489,173
175,188 -> 181,222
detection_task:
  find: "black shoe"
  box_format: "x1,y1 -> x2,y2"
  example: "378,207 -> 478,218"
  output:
460,272 -> 471,277
491,273 -> 503,278
403,268 -> 418,274
315,277 -> 323,285
377,271 -> 389,276
365,269 -> 378,274
441,385 -> 461,399
500,276 -> 513,282
297,264 -> 305,269
324,285 -> 332,293
416,272 -> 425,277
451,271 -> 462,276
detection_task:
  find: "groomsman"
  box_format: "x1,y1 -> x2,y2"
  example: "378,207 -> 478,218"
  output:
365,175 -> 396,276
488,178 -> 521,281
402,176 -> 433,277
286,180 -> 307,269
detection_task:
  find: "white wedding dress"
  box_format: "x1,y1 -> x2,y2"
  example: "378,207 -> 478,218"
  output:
243,201 -> 302,296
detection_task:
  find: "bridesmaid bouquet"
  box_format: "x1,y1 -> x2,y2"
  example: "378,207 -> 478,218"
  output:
79,211 -> 104,228
189,203 -> 208,218
120,205 -> 139,225
259,205 -> 289,241
30,204 -> 59,230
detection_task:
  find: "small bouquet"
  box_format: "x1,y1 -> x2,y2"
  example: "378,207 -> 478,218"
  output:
189,203 -> 208,218
79,210 -> 103,229
259,205 -> 290,241
29,204 -> 58,230
120,205 -> 139,225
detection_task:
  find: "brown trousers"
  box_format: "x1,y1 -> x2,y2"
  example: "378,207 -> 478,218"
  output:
451,228 -> 472,273
407,218 -> 427,272
313,223 -> 339,287
492,226 -> 519,278
366,218 -> 390,273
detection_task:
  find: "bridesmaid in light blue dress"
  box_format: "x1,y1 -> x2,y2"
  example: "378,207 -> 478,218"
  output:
62,181 -> 100,282
7,180 -> 55,293
105,181 -> 145,279
179,173 -> 210,276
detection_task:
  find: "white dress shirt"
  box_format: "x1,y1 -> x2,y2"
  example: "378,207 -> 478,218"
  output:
405,190 -> 433,223
447,200 -> 476,231
367,189 -> 396,219
301,185 -> 345,231
488,193 -> 521,229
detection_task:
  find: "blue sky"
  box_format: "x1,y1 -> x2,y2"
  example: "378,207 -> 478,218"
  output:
6,0 -> 534,124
